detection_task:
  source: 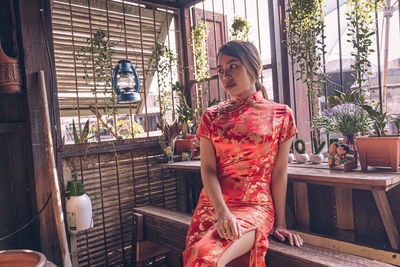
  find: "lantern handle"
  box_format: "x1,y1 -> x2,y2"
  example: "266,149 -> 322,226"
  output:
112,64 -> 121,95
130,65 -> 141,93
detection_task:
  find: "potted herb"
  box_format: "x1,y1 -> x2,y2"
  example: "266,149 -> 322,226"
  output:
310,138 -> 326,164
328,89 -> 400,171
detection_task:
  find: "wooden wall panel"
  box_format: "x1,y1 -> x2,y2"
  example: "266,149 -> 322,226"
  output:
62,142 -> 179,266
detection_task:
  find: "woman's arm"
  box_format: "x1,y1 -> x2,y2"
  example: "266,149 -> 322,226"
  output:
271,136 -> 303,247
200,137 -> 242,240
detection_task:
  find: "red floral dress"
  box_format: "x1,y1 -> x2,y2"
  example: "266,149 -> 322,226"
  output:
182,90 -> 297,267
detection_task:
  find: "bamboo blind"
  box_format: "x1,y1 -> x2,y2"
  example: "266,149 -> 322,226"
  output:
51,0 -> 175,117
63,141 -> 180,266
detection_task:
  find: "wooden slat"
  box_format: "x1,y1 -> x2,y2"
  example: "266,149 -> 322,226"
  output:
292,230 -> 399,266
335,186 -> 355,241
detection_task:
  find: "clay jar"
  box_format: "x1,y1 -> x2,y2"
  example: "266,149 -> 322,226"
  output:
0,41 -> 21,94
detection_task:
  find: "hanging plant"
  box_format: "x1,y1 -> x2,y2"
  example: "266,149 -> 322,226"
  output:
230,15 -> 250,41
150,41 -> 177,128
285,0 -> 326,114
77,30 -> 116,115
345,0 -> 383,93
191,20 -> 210,121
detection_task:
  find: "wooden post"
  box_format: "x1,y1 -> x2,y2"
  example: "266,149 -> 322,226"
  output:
39,70 -> 72,267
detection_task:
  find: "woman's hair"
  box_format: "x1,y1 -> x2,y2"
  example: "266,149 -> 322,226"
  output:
217,40 -> 268,99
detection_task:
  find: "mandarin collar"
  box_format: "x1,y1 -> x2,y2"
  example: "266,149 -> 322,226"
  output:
230,90 -> 264,104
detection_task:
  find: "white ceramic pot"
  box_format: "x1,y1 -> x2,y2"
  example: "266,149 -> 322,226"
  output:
288,153 -> 295,163
295,153 -> 309,163
310,153 -> 324,164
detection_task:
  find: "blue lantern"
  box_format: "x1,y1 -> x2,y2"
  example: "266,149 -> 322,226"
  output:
112,60 -> 141,103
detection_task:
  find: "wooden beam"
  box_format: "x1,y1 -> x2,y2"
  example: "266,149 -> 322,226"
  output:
291,230 -> 400,266
59,138 -> 160,158
293,182 -> 310,231
372,190 -> 400,250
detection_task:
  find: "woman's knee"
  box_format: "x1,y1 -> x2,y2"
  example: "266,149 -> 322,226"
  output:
217,230 -> 256,267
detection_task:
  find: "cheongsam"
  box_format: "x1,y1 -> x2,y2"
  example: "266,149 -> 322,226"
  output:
182,90 -> 297,267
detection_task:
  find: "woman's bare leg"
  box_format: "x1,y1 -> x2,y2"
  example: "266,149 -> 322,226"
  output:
217,230 -> 256,267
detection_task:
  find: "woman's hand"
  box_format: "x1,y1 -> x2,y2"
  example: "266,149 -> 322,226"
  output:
273,225 -> 303,247
215,211 -> 242,240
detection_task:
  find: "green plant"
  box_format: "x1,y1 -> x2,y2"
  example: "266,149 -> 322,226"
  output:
191,20 -> 210,121
285,0 -> 325,114
230,15 -> 250,41
116,118 -> 144,139
151,42 -> 177,128
345,0 -> 383,92
72,119 -> 92,144
327,89 -> 387,137
294,139 -> 306,154
393,117 -> 400,136
172,81 -> 195,137
312,138 -> 326,154
77,30 -> 116,114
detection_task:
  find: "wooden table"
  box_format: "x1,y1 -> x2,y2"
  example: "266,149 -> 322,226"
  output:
160,161 -> 400,250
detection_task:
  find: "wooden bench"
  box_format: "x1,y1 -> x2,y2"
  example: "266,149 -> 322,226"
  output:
132,205 -> 395,267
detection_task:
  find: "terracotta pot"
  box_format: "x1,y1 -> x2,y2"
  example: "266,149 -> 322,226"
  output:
0,250 -> 47,267
0,42 -> 21,94
175,138 -> 199,154
356,136 -> 400,171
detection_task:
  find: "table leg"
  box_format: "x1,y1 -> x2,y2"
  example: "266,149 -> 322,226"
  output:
334,186 -> 355,241
372,190 -> 400,250
293,182 -> 310,231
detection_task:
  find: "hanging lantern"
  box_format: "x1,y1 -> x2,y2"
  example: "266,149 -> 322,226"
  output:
0,41 -> 21,94
112,59 -> 141,103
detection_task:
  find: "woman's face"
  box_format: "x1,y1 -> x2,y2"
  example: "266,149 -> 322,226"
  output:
217,53 -> 256,98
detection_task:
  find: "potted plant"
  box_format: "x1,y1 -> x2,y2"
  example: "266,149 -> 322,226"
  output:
328,89 -> 400,171
312,102 -> 372,151
310,138 -> 326,164
172,81 -> 199,155
294,139 -> 309,163
230,15 -> 250,41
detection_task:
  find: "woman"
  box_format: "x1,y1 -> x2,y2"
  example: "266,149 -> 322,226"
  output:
183,40 -> 303,267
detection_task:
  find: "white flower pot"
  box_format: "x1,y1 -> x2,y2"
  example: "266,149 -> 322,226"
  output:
288,153 -> 295,163
295,153 -> 309,163
310,153 -> 324,164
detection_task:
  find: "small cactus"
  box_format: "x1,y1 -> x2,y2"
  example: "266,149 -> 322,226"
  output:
312,138 -> 326,154
294,139 -> 306,154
